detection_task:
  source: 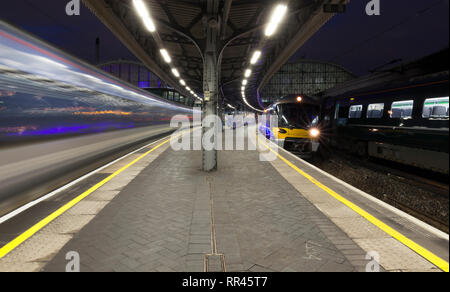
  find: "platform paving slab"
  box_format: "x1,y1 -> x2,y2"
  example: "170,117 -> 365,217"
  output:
40,141 -> 367,272
4,130 -> 438,272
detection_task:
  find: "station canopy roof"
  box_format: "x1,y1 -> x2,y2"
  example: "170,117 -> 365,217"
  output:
83,0 -> 347,110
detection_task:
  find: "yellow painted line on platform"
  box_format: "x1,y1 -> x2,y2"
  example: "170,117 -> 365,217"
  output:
258,138 -> 449,272
0,135 -> 176,260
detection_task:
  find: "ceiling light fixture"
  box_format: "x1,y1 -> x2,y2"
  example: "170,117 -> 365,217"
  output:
265,4 -> 288,37
250,51 -> 262,65
160,49 -> 172,63
171,68 -> 180,77
133,0 -> 156,32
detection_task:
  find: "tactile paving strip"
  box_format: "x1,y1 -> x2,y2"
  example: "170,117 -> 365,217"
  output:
354,238 -> 438,271
268,146 -> 443,272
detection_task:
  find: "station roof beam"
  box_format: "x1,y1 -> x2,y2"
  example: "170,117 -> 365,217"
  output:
82,0 -> 349,110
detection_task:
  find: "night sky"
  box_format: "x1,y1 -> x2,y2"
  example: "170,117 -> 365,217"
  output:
291,0 -> 449,75
0,0 -> 448,76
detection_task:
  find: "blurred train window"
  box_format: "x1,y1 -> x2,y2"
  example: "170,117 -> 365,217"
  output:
423,97 -> 449,119
349,105 -> 363,119
367,103 -> 384,118
390,100 -> 414,119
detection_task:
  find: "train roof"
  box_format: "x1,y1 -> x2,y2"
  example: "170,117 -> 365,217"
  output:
320,49 -> 449,99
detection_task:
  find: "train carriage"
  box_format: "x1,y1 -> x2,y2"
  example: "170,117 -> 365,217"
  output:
262,95 -> 322,156
321,72 -> 449,174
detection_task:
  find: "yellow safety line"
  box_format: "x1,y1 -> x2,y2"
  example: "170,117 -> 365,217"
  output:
0,135 -> 175,260
258,138 -> 449,272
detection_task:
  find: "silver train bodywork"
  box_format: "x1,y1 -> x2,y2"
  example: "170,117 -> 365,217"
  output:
0,20 -> 198,216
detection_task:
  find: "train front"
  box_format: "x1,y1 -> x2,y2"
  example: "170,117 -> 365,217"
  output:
269,95 -> 321,156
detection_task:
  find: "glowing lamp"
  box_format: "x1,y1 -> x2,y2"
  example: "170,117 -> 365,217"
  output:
309,128 -> 320,138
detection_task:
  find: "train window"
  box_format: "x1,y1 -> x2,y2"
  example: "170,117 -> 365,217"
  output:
423,97 -> 449,119
334,103 -> 340,120
312,116 -> 319,126
367,103 -> 384,118
390,100 -> 414,119
349,105 -> 363,119
168,91 -> 174,101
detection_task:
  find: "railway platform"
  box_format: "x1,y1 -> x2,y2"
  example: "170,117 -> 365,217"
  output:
0,129 -> 448,272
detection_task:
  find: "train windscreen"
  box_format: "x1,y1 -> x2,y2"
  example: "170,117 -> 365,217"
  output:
276,103 -> 319,129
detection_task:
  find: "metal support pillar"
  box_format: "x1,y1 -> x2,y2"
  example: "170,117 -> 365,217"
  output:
202,0 -> 220,172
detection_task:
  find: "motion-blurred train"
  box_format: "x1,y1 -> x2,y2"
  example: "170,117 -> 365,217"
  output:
0,20 -> 197,216
0,21 -> 194,143
262,95 -> 322,156
320,51 -> 449,174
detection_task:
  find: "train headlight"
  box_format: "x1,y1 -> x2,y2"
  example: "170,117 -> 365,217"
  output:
278,128 -> 287,134
309,128 -> 320,138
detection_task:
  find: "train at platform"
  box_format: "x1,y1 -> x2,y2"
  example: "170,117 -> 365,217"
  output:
0,20 -> 195,144
320,66 -> 449,174
0,20 -> 196,216
264,50 -> 449,174
261,95 -> 322,156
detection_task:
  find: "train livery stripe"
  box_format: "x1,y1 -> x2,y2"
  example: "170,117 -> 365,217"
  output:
0,135 -> 176,260
258,138 -> 449,272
